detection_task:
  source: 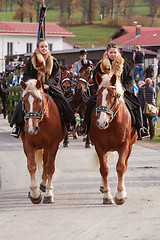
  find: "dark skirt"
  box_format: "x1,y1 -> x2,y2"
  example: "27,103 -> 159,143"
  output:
10,87 -> 76,127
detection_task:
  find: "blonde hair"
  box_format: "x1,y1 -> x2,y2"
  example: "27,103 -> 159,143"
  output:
136,45 -> 140,50
145,78 -> 152,85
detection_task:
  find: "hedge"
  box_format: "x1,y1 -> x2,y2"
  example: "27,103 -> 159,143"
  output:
7,86 -> 22,123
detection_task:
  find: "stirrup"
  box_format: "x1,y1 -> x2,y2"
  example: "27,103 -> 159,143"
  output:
139,127 -> 150,139
10,127 -> 20,138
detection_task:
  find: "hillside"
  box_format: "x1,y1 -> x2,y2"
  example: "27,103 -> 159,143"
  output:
0,0 -> 160,48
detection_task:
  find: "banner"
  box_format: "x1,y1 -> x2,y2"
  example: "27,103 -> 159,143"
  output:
37,3 -> 47,41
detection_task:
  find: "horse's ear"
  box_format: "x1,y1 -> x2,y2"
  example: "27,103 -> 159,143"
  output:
96,72 -> 103,86
20,81 -> 27,90
36,79 -> 42,90
111,74 -> 117,86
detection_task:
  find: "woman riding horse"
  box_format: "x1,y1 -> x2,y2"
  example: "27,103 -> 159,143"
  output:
83,41 -> 149,140
10,38 -> 76,138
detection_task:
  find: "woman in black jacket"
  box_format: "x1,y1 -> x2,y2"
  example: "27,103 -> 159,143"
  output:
10,38 -> 76,138
83,41 -> 149,139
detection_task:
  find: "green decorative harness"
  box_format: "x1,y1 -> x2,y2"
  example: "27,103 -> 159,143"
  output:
96,90 -> 122,123
23,90 -> 49,122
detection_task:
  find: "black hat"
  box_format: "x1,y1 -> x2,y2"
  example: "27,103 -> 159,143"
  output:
18,57 -> 23,61
9,58 -> 14,62
80,49 -> 88,55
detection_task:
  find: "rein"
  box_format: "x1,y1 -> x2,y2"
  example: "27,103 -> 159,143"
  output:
96,88 -> 122,123
23,90 -> 49,122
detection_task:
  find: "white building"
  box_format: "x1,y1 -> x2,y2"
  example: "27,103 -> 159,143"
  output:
0,21 -> 75,72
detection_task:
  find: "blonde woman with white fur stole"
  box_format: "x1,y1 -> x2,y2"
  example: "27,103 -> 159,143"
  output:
83,41 -> 149,140
10,38 -> 76,138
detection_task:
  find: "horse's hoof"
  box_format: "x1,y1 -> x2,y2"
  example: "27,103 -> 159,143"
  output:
85,143 -> 91,148
43,196 -> 54,204
28,192 -> 42,204
63,142 -> 69,147
73,135 -> 78,139
100,186 -> 104,193
115,197 -> 127,205
103,197 -> 114,204
40,184 -> 46,192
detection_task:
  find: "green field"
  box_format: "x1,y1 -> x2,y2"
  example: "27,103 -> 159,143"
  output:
66,25 -> 117,47
0,0 -> 160,47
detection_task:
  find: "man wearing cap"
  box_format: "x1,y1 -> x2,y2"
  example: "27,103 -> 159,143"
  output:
15,57 -> 25,73
5,58 -> 15,77
73,49 -> 93,80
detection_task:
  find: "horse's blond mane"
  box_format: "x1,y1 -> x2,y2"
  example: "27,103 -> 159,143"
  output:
22,79 -> 42,99
99,74 -> 124,101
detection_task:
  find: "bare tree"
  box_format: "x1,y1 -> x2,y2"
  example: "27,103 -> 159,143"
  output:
147,0 -> 160,24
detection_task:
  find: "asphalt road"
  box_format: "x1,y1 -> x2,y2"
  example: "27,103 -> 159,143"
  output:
0,116 -> 160,240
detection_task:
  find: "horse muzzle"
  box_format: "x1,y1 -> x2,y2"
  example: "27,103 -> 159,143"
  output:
26,126 -> 39,135
96,119 -> 109,129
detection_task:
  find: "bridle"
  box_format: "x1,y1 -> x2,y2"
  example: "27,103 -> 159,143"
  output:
23,90 -> 49,123
61,70 -> 73,87
96,86 -> 122,123
76,66 -> 93,101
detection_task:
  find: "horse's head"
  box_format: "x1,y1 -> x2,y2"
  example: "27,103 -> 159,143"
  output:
76,61 -> 92,94
61,66 -> 73,96
95,73 -> 124,129
21,79 -> 47,135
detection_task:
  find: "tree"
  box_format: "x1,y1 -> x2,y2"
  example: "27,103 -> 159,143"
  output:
27,0 -> 36,23
13,0 -> 27,22
147,0 -> 160,24
13,6 -> 27,22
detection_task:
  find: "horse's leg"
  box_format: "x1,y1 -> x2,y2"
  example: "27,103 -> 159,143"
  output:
63,133 -> 69,147
96,147 -> 114,204
73,125 -> 78,139
26,150 -> 42,204
40,150 -> 48,193
115,143 -> 132,205
43,147 -> 58,204
85,135 -> 91,148
1,93 -> 6,118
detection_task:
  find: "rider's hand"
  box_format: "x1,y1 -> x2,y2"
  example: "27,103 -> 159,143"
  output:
43,84 -> 49,90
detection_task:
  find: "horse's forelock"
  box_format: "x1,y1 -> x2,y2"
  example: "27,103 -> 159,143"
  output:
22,79 -> 42,99
99,74 -> 124,101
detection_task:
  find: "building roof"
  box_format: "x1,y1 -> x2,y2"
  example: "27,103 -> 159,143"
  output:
0,21 -> 74,37
111,26 -> 160,47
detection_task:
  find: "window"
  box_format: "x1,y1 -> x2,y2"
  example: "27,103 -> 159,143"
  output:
48,43 -> 53,52
7,42 -> 13,55
26,43 -> 32,53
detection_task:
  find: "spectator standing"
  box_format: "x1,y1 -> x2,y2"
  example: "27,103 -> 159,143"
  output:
137,78 -> 156,140
133,45 -> 145,81
152,80 -> 159,106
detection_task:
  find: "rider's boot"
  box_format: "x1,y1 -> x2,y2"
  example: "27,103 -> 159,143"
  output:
10,124 -> 21,138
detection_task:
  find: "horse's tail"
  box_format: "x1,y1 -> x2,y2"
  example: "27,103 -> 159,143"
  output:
35,149 -> 61,177
92,151 -> 118,169
35,149 -> 44,173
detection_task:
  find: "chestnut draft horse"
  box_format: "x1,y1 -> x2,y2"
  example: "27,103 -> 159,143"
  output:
88,73 -> 137,205
60,65 -> 80,142
60,64 -> 74,98
63,61 -> 94,148
20,79 -> 66,204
